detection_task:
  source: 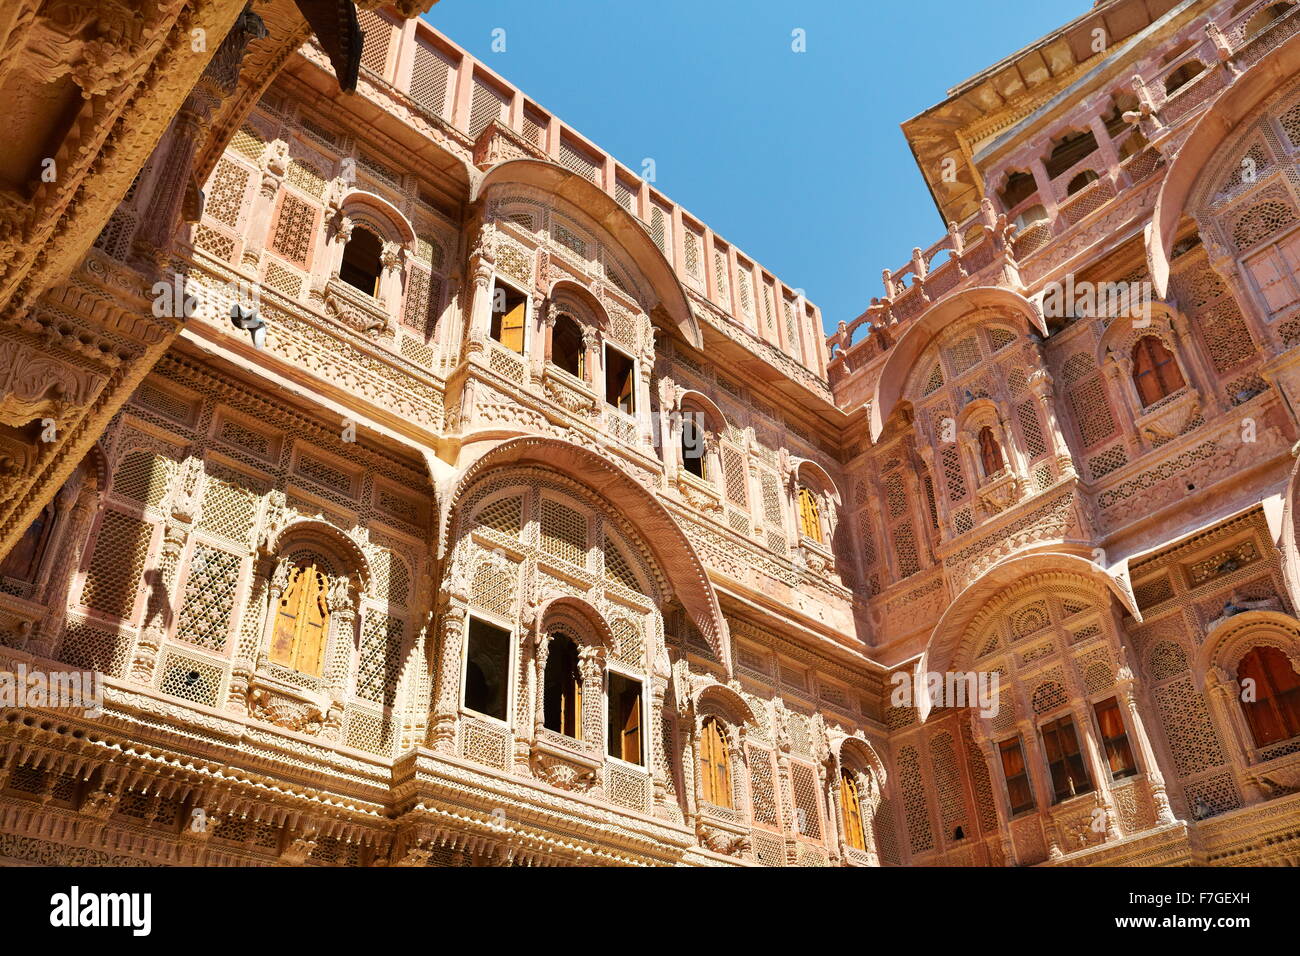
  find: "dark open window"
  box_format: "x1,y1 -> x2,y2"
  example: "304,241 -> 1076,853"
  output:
681,415 -> 706,479
550,313 -> 584,378
1045,129 -> 1099,180
607,672 -> 642,764
0,503 -> 55,583
489,279 -> 527,354
1131,336 -> 1184,407
1237,645 -> 1300,747
604,346 -> 635,414
464,617 -> 510,720
339,226 -> 383,296
1094,697 -> 1138,779
543,631 -> 582,739
999,737 -> 1036,814
1041,715 -> 1092,802
978,426 -> 1003,478
1164,61 -> 1204,95
1066,170 -> 1099,196
999,170 -> 1037,210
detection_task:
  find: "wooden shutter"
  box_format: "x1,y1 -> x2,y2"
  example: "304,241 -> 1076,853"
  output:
499,298 -> 526,354
840,770 -> 866,850
700,718 -> 732,808
270,563 -> 330,675
622,685 -> 641,762
798,486 -> 822,542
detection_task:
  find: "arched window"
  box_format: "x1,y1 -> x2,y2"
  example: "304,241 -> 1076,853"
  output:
699,716 -> 732,808
1164,61 -> 1204,95
798,485 -> 823,543
1237,646 -> 1300,747
550,313 -> 584,378
339,226 -> 384,296
839,768 -> 867,851
978,426 -> 1004,477
1131,335 -> 1184,407
269,561 -> 330,675
681,416 -> 706,479
543,631 -> 583,740
998,170 -> 1037,211
1066,170 -> 1099,196
1245,2 -> 1292,38
0,502 -> 55,583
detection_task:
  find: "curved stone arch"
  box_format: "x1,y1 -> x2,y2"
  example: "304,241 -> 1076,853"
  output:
695,681 -> 757,729
1094,300 -> 1183,366
442,437 -> 729,671
1147,31 -> 1300,296
538,594 -> 618,652
676,388 -> 728,435
547,277 -> 609,329
918,551 -> 1140,721
793,458 -> 842,507
600,521 -> 657,601
267,517 -> 371,590
475,159 -> 702,349
836,734 -> 889,790
338,188 -> 416,244
871,287 -> 1047,441
1187,77 -> 1300,216
954,396 -> 1004,433
1194,609 -> 1300,688
456,467 -> 667,610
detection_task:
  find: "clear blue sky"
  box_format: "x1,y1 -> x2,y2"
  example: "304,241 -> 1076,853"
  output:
424,0 -> 1090,334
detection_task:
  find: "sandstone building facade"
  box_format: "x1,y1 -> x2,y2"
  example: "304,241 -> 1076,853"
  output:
2,0 -> 1300,866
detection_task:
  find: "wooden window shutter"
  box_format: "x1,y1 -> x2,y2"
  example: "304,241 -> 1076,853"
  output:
500,298 -> 526,354
700,718 -> 732,808
798,486 -> 822,543
840,769 -> 867,851
270,563 -> 331,676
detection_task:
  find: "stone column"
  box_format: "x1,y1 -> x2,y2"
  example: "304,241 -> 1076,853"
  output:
650,677 -> 671,816
130,510 -> 190,684
973,724 -> 1018,866
578,645 -> 605,752
1069,697 -> 1122,839
240,141 -> 286,269
1203,665 -> 1267,806
1168,309 -> 1223,413
226,553 -> 275,710
1016,716 -> 1059,853
1100,351 -> 1145,456
30,487 -> 97,659
581,328 -> 600,388
323,575 -> 358,704
131,9 -> 268,269
1113,646 -> 1178,824
429,602 -> 467,754
1027,154 -> 1062,229
1026,369 -> 1076,480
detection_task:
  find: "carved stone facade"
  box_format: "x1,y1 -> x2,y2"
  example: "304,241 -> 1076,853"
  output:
3,0 -> 1300,867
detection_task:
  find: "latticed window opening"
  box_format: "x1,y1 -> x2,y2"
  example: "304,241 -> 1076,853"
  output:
540,498 -> 587,565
